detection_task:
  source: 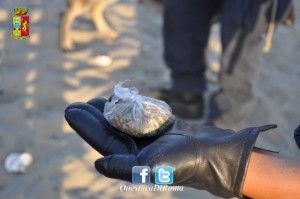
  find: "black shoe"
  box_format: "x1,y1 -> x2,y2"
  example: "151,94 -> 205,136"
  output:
144,89 -> 203,119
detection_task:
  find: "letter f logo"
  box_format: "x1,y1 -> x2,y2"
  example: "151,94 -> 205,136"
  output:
140,168 -> 149,183
132,166 -> 150,184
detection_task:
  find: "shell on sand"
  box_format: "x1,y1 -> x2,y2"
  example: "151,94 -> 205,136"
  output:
4,152 -> 33,173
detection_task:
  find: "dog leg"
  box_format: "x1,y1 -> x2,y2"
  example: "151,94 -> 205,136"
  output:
60,3 -> 84,51
91,0 -> 118,41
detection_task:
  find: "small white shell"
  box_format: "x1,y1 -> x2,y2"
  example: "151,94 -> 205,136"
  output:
89,55 -> 112,67
4,152 -> 33,173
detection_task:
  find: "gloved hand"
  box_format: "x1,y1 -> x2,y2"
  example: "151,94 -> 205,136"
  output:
65,97 -> 277,199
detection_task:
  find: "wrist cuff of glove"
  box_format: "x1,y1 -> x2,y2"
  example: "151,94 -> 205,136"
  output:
234,125 -> 277,198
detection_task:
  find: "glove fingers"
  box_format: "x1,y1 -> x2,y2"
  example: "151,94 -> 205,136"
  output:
65,102 -> 103,121
95,154 -> 138,182
87,97 -> 107,112
65,107 -> 135,156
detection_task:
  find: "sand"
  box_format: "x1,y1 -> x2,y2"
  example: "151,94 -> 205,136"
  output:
0,0 -> 299,199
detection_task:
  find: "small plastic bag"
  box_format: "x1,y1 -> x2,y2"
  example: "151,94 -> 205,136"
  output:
104,83 -> 174,137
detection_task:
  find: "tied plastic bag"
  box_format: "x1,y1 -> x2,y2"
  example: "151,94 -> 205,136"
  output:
104,84 -> 174,137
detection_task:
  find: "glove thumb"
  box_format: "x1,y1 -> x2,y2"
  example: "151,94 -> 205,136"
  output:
95,154 -> 138,182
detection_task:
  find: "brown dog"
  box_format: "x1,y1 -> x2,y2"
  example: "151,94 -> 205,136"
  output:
60,0 -> 118,51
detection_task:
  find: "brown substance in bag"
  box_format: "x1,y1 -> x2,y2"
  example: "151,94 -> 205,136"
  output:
104,84 -> 174,137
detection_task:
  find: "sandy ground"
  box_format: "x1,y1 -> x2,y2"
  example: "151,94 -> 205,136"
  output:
0,0 -> 299,199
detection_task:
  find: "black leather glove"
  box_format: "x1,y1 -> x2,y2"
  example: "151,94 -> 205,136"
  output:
65,97 -> 277,199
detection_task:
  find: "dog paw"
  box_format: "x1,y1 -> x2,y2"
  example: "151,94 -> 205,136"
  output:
60,43 -> 75,52
101,30 -> 119,41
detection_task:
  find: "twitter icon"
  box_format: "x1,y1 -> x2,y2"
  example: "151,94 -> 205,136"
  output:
154,166 -> 174,185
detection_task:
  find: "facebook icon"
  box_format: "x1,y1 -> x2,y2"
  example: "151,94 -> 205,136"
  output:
132,166 -> 150,184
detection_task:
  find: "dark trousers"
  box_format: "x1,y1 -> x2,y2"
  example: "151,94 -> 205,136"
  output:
163,0 -> 292,95
163,0 -> 221,94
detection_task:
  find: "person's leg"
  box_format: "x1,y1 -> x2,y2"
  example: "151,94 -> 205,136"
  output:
208,0 -> 294,126
211,0 -> 272,127
160,0 -> 220,119
163,0 -> 219,94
